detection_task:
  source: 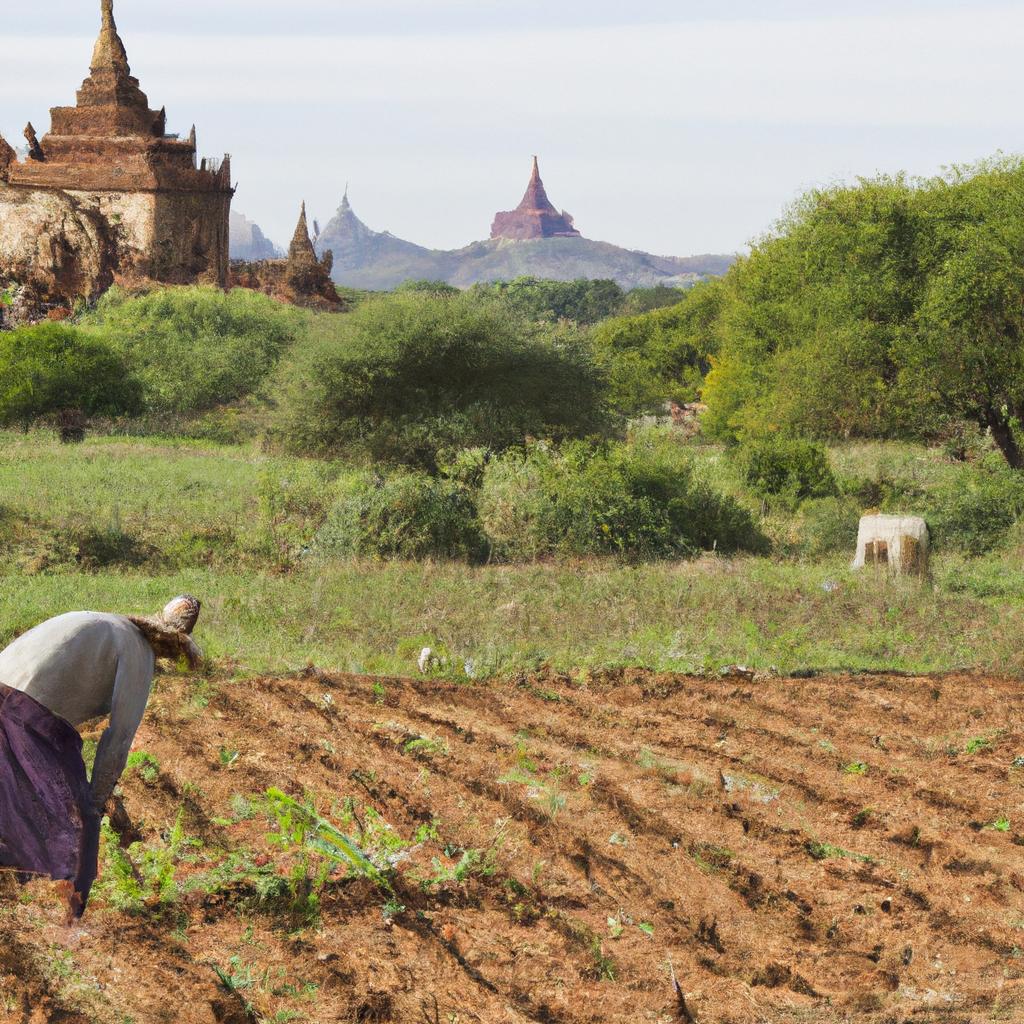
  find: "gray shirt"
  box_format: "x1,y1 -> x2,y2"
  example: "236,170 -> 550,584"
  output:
0,612 -> 156,810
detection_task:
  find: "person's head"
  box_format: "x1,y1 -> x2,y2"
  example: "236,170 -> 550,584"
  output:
160,595 -> 201,635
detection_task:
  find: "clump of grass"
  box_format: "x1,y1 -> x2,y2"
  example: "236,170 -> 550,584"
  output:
126,751 -> 160,785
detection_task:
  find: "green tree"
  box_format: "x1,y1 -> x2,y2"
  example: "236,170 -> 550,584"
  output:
592,279 -> 722,415
277,289 -> 610,468
0,323 -> 141,431
908,224 -> 1024,467
475,277 -> 625,324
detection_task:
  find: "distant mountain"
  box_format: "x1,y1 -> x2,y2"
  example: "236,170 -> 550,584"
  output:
230,211 -> 282,261
315,191 -> 734,292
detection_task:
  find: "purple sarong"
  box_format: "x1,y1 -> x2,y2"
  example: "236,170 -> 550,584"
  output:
0,684 -> 99,917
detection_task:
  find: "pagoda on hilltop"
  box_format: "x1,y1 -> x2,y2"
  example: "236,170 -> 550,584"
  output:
490,157 -> 581,241
0,0 -> 233,307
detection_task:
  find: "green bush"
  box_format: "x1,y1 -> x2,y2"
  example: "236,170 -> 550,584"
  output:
792,496 -> 862,558
927,460 -> 1024,554
0,323 -> 141,428
83,286 -> 298,415
316,471 -> 487,561
276,289 -> 610,469
738,438 -> 838,502
478,433 -> 766,561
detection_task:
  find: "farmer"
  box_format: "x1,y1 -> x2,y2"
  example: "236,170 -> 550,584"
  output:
0,596 -> 202,918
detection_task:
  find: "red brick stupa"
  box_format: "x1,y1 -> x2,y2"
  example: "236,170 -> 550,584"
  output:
490,157 -> 581,241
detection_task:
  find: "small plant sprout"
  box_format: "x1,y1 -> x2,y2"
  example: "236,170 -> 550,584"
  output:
218,747 -> 240,769
265,789 -> 394,894
988,816 -> 1011,833
843,761 -> 868,776
965,736 -> 991,755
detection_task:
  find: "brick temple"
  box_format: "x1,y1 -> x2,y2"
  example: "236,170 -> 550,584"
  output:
0,0 -> 233,313
490,157 -> 581,241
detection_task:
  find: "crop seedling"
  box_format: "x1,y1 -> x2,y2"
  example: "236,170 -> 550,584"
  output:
126,750 -> 160,784
965,737 -> 991,755
988,816 -> 1011,833
266,789 -> 394,895
843,762 -> 868,776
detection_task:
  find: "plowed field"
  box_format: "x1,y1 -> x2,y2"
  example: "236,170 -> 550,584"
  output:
1,668 -> 1022,1024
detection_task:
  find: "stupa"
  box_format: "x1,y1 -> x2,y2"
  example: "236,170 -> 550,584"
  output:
490,157 -> 581,241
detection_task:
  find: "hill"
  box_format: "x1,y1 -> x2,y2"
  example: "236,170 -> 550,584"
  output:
229,210 -> 282,261
314,193 -> 734,291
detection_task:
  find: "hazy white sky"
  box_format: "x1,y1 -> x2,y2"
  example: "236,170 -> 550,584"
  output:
3,1 -> 1022,255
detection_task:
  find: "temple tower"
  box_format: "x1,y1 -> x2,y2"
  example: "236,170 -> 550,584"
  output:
491,157 -> 581,241
0,0 -> 234,306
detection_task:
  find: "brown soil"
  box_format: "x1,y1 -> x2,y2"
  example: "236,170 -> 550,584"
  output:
1,668 -> 1022,1024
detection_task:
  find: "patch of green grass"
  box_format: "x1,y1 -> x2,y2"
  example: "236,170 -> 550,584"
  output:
4,433 -> 1024,678
126,751 -> 160,784
806,840 -> 873,863
843,761 -> 869,776
988,816 -> 1012,833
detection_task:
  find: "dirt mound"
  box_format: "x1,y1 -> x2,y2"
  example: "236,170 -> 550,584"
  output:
1,668 -> 1022,1023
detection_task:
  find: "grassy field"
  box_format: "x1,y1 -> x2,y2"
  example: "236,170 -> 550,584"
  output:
2,429 -> 1024,677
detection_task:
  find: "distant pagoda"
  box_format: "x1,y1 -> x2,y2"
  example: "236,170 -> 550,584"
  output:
490,157 -> 581,241
0,0 -> 233,299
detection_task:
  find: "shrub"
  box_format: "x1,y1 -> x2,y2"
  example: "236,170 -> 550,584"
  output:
927,460 -> 1024,554
474,277 -> 625,325
276,289 -> 610,469
478,433 -> 766,561
738,438 -> 838,502
83,286 -> 298,414
316,471 -> 487,561
793,496 -> 862,558
0,323 -> 141,429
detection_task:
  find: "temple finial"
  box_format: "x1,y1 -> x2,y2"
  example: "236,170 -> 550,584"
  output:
91,0 -> 130,74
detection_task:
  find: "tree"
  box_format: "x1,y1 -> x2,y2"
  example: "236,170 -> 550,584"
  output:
909,225 -> 1024,467
276,289 -> 611,469
591,279 -> 723,416
0,323 -> 141,434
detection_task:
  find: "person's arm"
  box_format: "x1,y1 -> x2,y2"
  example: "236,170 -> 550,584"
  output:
90,648 -> 154,812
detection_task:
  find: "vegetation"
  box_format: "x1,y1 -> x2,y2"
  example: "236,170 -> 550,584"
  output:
700,156 -> 1024,468
471,277 -> 626,325
591,280 -> 721,415
5,432 -> 1024,676
275,289 -> 609,469
0,323 -> 140,430
82,287 -> 299,415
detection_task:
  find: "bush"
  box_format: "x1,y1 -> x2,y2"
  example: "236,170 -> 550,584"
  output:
792,496 -> 862,558
83,286 -> 298,415
316,471 -> 487,561
738,438 -> 838,502
478,433 -> 767,561
0,323 -> 141,429
927,460 -> 1024,555
276,289 -> 610,469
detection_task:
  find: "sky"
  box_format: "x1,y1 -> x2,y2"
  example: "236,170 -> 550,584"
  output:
2,0 -> 1023,255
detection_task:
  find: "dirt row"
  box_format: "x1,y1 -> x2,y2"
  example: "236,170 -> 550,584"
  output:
1,667 -> 1022,1023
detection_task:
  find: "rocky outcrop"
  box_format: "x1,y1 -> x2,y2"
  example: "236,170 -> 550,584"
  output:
229,211 -> 281,261
230,203 -> 342,311
491,157 -> 581,241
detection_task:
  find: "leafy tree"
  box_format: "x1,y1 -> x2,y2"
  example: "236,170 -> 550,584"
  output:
277,289 -> 610,468
0,323 -> 141,430
906,223 -> 1024,467
474,277 -> 625,325
591,279 -> 723,415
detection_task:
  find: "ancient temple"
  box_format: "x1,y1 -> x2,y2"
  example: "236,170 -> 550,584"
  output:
490,157 -> 581,241
230,203 -> 342,311
0,0 -> 233,314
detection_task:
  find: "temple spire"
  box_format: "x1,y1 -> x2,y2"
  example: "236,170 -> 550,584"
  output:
91,0 -> 131,75
289,202 -> 317,261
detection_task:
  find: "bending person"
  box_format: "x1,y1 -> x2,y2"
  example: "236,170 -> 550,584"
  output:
0,596 -> 202,918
